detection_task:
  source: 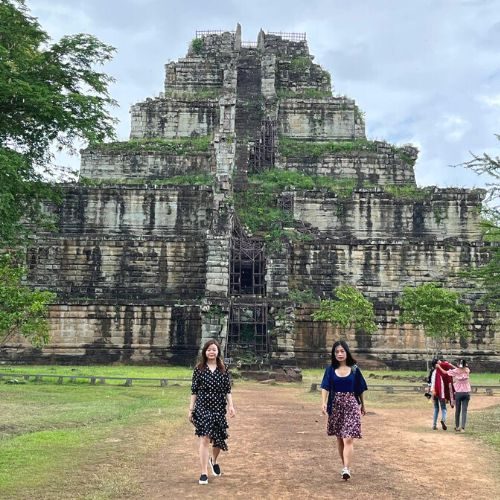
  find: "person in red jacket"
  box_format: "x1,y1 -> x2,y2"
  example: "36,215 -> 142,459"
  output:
427,358 -> 455,430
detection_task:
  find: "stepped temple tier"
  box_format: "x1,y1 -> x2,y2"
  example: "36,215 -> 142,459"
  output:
4,26 -> 497,369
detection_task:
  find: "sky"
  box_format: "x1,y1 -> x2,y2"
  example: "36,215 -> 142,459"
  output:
27,0 -> 500,189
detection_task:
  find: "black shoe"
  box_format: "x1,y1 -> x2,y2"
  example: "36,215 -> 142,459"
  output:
209,457 -> 221,476
342,467 -> 351,480
199,474 -> 208,485
441,420 -> 447,431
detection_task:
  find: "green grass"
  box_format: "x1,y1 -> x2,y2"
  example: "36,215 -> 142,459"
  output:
0,373 -> 190,498
467,404 -> 500,450
0,364 -> 193,381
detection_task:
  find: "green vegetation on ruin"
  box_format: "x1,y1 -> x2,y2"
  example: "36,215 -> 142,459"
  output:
248,169 -> 358,195
191,37 -> 204,54
165,87 -> 221,100
353,104 -> 366,123
234,169 -> 358,252
79,173 -> 214,187
288,287 -> 319,304
277,88 -> 333,99
279,137 -> 416,166
279,137 -> 378,159
383,184 -> 434,201
289,56 -> 311,73
87,136 -> 212,155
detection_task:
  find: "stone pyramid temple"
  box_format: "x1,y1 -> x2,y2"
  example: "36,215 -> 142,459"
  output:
5,26 -> 497,368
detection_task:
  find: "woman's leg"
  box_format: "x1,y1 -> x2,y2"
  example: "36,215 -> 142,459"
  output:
336,437 -> 345,466
199,436 -> 210,474
432,398 -> 439,428
342,438 -> 354,469
212,446 -> 221,464
440,399 -> 447,423
461,394 -> 470,429
455,393 -> 463,430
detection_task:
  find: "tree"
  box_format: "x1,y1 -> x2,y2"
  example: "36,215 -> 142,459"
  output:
458,135 -> 500,312
398,283 -> 472,358
0,0 -> 117,244
0,255 -> 55,347
0,0 -> 116,348
312,284 -> 377,337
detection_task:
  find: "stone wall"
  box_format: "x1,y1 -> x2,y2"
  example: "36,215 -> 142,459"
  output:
292,189 -> 483,240
51,186 -> 213,236
1,304 -> 202,364
165,58 -> 224,94
279,146 -> 416,186
130,98 -> 218,139
278,97 -> 365,140
287,239 -> 485,296
27,236 -> 207,300
80,149 -> 214,180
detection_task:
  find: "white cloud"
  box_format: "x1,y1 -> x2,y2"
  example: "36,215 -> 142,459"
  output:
478,94 -> 500,108
439,115 -> 471,143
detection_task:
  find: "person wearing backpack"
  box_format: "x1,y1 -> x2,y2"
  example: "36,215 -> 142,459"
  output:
320,340 -> 368,481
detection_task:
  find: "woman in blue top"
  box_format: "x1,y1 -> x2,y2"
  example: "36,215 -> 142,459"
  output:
321,340 -> 368,481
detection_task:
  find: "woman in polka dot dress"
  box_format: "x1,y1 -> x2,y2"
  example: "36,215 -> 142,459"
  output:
320,340 -> 368,481
189,339 -> 236,485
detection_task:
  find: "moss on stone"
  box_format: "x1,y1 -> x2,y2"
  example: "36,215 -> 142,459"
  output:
279,138 -> 379,159
87,136 -> 212,155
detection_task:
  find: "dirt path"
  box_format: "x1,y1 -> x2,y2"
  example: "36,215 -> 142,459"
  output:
137,384 -> 499,499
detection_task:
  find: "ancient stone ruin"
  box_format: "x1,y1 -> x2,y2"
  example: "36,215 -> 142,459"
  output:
4,26 -> 497,369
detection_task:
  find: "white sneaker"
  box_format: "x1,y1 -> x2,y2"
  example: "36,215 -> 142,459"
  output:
342,467 -> 351,480
198,474 -> 208,485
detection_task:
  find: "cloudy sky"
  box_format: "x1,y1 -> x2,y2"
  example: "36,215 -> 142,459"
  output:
28,0 -> 500,188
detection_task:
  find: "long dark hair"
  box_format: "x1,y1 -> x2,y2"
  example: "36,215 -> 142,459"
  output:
331,340 -> 357,368
457,358 -> 469,369
196,339 -> 226,371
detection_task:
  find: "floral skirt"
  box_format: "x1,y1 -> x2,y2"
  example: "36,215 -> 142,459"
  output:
192,409 -> 229,451
327,392 -> 362,438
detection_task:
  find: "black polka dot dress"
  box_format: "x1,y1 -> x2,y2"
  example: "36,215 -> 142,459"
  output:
191,366 -> 231,450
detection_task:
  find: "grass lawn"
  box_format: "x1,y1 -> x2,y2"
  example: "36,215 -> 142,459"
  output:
0,363 -> 193,383
0,366 -> 192,499
467,403 -> 500,450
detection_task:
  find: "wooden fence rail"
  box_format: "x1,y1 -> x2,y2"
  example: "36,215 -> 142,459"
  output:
0,373 -> 191,387
309,383 -> 499,396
